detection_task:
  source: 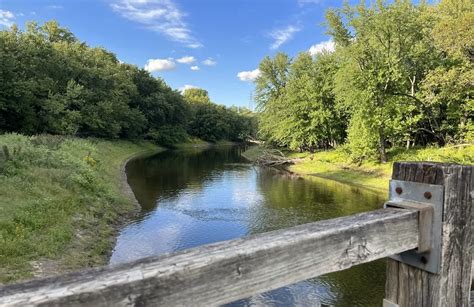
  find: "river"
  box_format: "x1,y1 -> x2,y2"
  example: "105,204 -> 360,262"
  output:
110,145 -> 387,306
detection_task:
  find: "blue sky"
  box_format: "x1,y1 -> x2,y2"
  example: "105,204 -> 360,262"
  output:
0,0 -> 348,108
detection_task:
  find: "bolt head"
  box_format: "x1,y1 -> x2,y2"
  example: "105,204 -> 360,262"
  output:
424,191 -> 432,199
395,187 -> 403,195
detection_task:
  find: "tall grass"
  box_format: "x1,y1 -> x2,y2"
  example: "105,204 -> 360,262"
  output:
0,134 -> 160,284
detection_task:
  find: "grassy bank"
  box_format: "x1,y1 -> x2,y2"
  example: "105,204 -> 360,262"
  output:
243,145 -> 474,192
171,137 -> 239,149
0,134 -> 162,284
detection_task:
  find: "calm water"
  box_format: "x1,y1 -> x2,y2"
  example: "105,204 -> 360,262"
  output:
110,146 -> 387,306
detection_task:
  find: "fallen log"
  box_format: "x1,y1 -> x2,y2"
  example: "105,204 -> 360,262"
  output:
254,149 -> 295,167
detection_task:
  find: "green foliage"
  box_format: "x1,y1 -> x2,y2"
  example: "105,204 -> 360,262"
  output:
346,111 -> 379,162
0,21 -> 253,145
420,3 -> 474,143
184,89 -> 256,142
255,53 -> 290,111
325,9 -> 352,46
147,125 -> 188,146
255,53 -> 290,144
256,51 -> 345,151
333,0 -> 440,161
183,88 -> 211,104
254,0 -> 473,162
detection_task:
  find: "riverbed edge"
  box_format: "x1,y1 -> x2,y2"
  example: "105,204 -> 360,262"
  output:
78,145 -> 167,270
241,146 -> 388,193
25,142 -> 165,283
241,145 -> 474,193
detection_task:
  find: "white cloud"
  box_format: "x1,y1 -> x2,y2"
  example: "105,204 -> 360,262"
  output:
190,65 -> 199,71
202,58 -> 216,66
297,0 -> 321,5
237,69 -> 261,82
308,40 -> 335,56
179,84 -> 198,92
46,5 -> 63,9
144,58 -> 176,72
270,25 -> 300,50
111,0 -> 202,48
176,55 -> 195,64
0,10 -> 15,27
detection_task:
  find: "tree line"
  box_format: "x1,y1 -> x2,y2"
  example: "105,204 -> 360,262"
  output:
0,21 -> 256,145
254,0 -> 473,162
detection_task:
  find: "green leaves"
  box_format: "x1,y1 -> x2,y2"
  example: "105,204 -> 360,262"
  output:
0,21 -> 195,143
256,51 -> 345,151
330,0 -> 450,161
183,88 -> 211,104
185,96 -> 255,142
255,53 -> 290,111
254,0 -> 473,162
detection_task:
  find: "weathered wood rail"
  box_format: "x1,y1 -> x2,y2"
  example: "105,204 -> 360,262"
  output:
0,209 -> 419,306
0,162 -> 472,307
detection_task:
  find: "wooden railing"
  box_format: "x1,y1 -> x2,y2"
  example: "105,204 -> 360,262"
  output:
0,162 -> 472,307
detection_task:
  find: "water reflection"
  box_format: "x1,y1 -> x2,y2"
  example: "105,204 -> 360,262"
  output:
110,146 -> 387,306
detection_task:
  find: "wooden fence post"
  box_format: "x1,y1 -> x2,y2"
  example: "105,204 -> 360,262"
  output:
384,162 -> 473,306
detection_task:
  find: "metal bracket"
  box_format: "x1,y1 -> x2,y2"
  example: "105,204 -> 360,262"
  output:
384,180 -> 443,274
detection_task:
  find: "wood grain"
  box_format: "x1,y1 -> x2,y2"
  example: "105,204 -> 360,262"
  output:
385,162 -> 473,307
0,209 -> 418,306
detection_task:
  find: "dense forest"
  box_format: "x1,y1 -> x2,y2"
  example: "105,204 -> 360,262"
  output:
0,21 -> 256,145
254,0 -> 473,162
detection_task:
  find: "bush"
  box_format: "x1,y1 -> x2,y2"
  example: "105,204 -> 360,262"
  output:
346,115 -> 379,163
147,125 -> 188,146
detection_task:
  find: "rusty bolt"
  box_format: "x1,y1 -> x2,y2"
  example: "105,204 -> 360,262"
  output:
424,191 -> 432,199
395,187 -> 403,195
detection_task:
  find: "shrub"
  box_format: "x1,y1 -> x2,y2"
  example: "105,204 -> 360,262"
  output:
147,125 -> 188,146
346,115 -> 379,163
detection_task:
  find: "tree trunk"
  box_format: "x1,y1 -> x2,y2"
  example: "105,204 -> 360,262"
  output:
427,108 -> 445,146
379,126 -> 387,163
